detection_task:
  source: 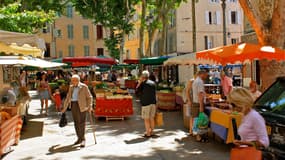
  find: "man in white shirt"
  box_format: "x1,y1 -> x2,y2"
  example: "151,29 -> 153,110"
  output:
191,70 -> 208,138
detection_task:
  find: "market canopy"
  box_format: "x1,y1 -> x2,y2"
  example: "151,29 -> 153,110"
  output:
123,59 -> 139,64
0,56 -> 66,68
140,56 -> 171,65
112,64 -> 138,70
0,42 -> 43,57
196,43 -> 285,65
0,30 -> 45,57
63,56 -> 116,65
164,53 -> 216,66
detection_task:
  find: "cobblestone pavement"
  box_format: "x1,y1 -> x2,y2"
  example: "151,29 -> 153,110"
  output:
2,91 -> 230,160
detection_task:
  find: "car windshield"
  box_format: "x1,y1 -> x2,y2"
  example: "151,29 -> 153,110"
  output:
255,78 -> 285,115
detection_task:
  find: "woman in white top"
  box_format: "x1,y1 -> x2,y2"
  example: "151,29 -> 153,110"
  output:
20,70 -> 26,87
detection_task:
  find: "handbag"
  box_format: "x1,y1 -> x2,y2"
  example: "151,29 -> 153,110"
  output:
230,147 -> 262,160
155,112 -> 164,127
230,118 -> 262,160
59,112 -> 68,127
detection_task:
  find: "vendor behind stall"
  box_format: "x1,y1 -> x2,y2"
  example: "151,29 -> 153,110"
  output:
249,80 -> 262,100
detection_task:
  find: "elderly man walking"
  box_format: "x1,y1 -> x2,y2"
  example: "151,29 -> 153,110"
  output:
62,74 -> 93,147
136,70 -> 157,137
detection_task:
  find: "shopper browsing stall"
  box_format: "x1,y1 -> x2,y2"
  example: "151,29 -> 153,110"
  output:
192,70 -> 208,141
220,71 -> 233,98
136,70 -> 157,138
185,78 -> 194,135
38,72 -> 50,116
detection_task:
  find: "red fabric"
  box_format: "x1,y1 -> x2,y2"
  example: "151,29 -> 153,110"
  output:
72,62 -> 92,67
95,98 -> 133,117
63,56 -> 116,65
123,59 -> 139,64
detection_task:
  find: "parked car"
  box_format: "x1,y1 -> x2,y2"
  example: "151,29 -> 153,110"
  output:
254,77 -> 285,160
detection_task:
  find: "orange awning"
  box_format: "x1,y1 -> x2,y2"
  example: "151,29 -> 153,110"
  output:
196,43 -> 285,65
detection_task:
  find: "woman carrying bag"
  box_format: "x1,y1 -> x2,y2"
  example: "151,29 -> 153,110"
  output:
227,88 -> 269,160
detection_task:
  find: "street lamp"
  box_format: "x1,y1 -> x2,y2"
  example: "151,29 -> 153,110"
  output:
221,0 -> 227,45
146,14 -> 154,56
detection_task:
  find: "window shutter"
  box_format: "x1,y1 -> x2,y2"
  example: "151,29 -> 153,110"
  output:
228,11 -> 232,24
216,11 -> 221,25
205,11 -> 210,24
237,11 -> 241,24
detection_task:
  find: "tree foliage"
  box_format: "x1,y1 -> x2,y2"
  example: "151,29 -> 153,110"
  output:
0,0 -> 68,13
140,0 -> 185,56
72,0 -> 139,59
0,3 -> 56,33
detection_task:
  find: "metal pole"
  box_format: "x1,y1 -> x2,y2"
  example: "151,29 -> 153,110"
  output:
192,0 -> 196,52
221,0 -> 227,46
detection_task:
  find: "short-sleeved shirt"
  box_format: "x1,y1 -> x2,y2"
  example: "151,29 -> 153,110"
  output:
192,77 -> 205,104
238,109 -> 269,147
221,76 -> 233,96
137,80 -> 156,106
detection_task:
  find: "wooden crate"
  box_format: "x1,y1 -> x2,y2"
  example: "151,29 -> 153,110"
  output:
156,92 -> 176,110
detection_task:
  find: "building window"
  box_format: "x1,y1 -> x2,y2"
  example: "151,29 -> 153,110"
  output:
229,11 -> 241,24
231,38 -> 239,44
84,45 -> 90,56
204,36 -> 214,49
83,25 -> 89,40
58,51 -> 63,58
169,10 -> 176,28
42,23 -> 50,33
55,29 -> 62,38
97,48 -> 104,56
67,24 -> 74,39
205,11 -> 221,25
126,50 -> 130,59
66,4 -> 73,18
96,25 -> 103,39
68,45 -> 75,57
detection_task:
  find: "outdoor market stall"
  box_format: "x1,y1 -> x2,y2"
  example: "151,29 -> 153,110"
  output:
196,43 -> 285,143
206,107 -> 242,143
0,30 -> 47,156
93,82 -> 134,121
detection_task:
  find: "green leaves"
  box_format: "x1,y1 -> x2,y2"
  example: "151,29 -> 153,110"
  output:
73,0 -> 139,59
0,3 -> 56,33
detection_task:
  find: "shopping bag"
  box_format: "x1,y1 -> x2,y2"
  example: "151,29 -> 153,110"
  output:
155,112 -> 164,127
59,112 -> 68,127
230,147 -> 262,160
197,112 -> 209,128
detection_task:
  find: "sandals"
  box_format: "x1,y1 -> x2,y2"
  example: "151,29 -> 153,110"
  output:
143,134 -> 152,138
